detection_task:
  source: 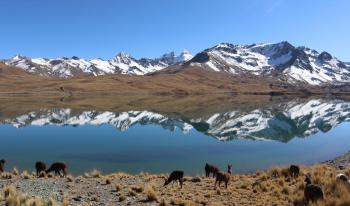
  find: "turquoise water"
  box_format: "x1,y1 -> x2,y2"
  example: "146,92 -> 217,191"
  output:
1,120 -> 350,176
1,97 -> 350,175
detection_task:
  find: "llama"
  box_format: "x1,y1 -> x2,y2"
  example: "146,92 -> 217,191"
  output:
35,161 -> 46,176
336,173 -> 349,182
205,163 -> 219,177
164,170 -> 184,188
304,175 -> 324,204
46,162 -> 67,177
0,159 -> 5,172
215,171 -> 231,189
289,165 -> 300,177
336,173 -> 350,189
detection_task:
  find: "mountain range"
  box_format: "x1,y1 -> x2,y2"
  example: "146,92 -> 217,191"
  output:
5,50 -> 193,77
3,41 -> 350,86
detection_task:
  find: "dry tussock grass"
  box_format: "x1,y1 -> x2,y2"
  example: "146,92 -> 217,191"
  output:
1,164 -> 350,205
2,185 -> 59,206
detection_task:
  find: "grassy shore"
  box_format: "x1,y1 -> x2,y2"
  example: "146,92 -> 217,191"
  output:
1,164 -> 350,206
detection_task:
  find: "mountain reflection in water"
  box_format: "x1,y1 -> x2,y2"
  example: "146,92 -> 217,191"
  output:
2,98 -> 350,143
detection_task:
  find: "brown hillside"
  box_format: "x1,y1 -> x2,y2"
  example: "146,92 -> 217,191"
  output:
0,63 -> 321,95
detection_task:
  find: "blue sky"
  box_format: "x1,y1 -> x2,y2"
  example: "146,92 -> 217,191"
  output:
0,0 -> 349,61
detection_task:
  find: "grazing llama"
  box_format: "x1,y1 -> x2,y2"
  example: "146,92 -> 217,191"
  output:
215,171 -> 231,189
46,162 -> 67,177
164,170 -> 184,188
205,163 -> 219,177
35,161 -> 46,176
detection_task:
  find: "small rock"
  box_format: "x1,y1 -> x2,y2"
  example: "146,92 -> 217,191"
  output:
72,198 -> 81,202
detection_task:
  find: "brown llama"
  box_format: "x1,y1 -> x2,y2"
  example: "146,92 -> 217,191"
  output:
35,161 -> 46,176
304,175 -> 324,204
164,170 -> 184,188
0,159 -> 5,172
46,162 -> 67,177
289,165 -> 300,177
205,163 -> 219,177
215,171 -> 231,189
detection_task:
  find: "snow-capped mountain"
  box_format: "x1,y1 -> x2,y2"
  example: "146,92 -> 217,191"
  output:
5,50 -> 193,78
190,41 -> 350,85
4,41 -> 350,86
2,99 -> 350,142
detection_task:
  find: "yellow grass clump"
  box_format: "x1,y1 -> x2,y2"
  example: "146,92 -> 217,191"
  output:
12,167 -> 19,176
21,170 -> 31,179
87,169 -> 102,178
145,185 -> 158,202
105,177 -> 112,184
66,175 -> 74,182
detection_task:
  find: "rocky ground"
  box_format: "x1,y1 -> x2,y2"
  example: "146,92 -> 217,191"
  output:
1,163 -> 350,206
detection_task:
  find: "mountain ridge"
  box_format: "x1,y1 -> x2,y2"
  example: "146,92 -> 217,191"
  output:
3,41 -> 350,87
5,50 -> 193,78
188,41 -> 350,86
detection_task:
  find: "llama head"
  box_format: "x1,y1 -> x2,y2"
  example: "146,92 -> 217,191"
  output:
336,174 -> 349,182
227,164 -> 233,174
163,179 -> 170,186
304,174 -> 312,185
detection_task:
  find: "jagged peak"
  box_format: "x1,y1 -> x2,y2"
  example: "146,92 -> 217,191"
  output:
318,51 -> 333,61
181,49 -> 191,54
12,54 -> 29,60
159,52 -> 176,61
214,43 -> 236,49
115,52 -> 131,58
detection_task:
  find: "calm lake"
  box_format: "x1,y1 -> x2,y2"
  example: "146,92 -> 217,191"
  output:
0,95 -> 350,175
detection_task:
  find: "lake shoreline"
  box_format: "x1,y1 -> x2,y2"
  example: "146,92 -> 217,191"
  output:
324,150 -> 350,170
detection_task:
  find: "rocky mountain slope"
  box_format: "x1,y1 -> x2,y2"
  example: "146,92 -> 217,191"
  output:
189,41 -> 350,86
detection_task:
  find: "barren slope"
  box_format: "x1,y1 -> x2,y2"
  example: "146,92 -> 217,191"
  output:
0,63 -> 320,96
